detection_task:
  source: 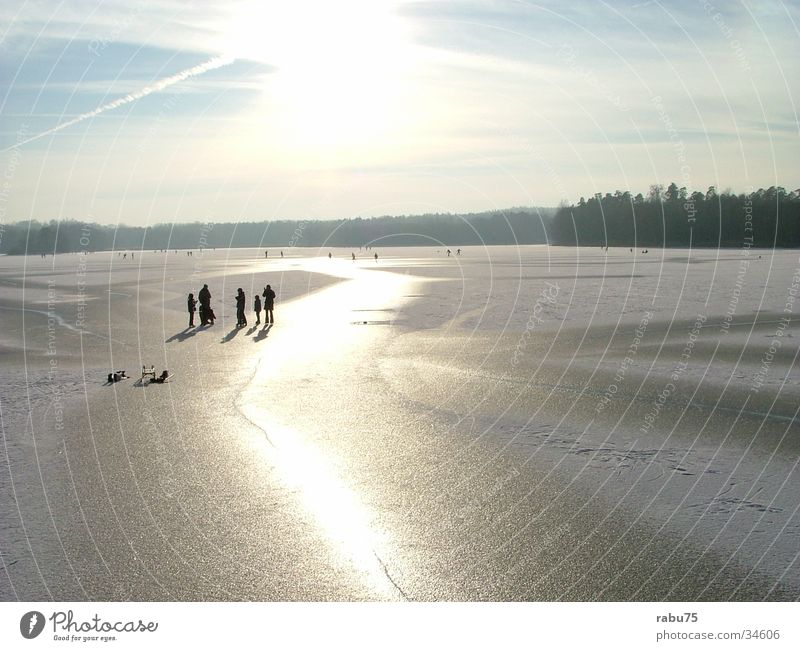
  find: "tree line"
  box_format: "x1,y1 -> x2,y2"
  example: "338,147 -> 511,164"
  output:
3,186 -> 798,254
0,208 -> 552,255
549,184 -> 800,248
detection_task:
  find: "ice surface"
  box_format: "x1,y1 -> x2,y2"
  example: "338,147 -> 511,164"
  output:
0,245 -> 797,600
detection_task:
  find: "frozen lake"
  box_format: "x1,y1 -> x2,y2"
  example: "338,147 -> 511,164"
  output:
0,245 -> 798,600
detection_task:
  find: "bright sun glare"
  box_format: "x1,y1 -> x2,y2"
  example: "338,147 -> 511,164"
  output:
223,0 -> 413,148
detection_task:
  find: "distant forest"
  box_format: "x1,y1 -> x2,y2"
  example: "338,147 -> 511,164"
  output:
2,185 -> 798,255
0,209 -> 552,255
550,184 -> 800,248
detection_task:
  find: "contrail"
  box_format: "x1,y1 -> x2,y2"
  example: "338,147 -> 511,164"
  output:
1,55 -> 235,153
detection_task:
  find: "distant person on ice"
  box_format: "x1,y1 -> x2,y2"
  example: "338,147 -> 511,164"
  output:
254,294 -> 262,325
198,284 -> 213,325
262,284 -> 276,324
236,288 -> 247,327
187,293 -> 197,327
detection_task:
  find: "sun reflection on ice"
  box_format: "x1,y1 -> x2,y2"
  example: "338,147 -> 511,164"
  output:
239,259 -> 416,598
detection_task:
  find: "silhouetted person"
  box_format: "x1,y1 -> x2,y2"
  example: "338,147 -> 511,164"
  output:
151,370 -> 170,383
374,252 -> 378,262
447,249 -> 451,256
198,284 -> 212,325
254,294 -> 262,325
328,252 -> 332,259
187,293 -> 197,327
352,253 -> 355,261
262,284 -> 276,324
280,251 -> 283,258
265,250 -> 268,258
457,248 -> 461,255
236,288 -> 247,327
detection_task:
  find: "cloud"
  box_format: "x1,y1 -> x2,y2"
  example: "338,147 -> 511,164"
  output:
0,0 -> 797,222
1,55 -> 234,153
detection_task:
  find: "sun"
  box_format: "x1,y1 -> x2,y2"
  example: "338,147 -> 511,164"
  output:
222,0 -> 415,149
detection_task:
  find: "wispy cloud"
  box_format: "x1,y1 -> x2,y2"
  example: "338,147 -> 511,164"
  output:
0,0 -> 797,223
2,54 -> 234,153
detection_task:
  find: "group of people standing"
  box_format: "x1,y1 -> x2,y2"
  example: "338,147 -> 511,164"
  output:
187,284 -> 216,327
237,285 -> 276,327
187,283 -> 275,328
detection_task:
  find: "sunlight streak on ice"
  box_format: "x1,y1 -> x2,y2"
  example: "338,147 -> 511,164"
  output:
239,260 -> 416,597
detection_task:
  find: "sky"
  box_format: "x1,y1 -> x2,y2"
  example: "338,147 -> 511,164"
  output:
0,0 -> 798,225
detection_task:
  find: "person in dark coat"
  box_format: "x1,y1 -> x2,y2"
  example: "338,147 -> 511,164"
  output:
198,284 -> 212,325
254,294 -> 262,325
187,293 -> 197,327
262,284 -> 276,324
236,288 -> 247,327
